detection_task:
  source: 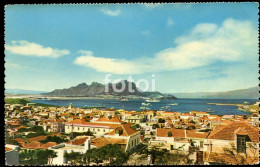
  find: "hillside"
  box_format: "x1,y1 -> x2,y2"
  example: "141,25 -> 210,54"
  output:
4,98 -> 29,105
173,86 -> 259,99
42,80 -> 177,100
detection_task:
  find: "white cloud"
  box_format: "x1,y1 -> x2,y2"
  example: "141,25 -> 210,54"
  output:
74,52 -> 149,74
167,18 -> 174,27
74,18 -> 258,75
5,40 -> 70,58
100,9 -> 121,16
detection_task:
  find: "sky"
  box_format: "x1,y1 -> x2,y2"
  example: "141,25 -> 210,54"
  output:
4,3 -> 259,93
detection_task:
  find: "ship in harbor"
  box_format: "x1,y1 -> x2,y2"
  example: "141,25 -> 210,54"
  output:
140,102 -> 152,110
120,97 -> 129,101
168,103 -> 178,105
145,99 -> 160,102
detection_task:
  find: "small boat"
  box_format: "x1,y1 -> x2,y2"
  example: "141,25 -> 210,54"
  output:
161,106 -> 171,111
120,97 -> 129,101
145,99 -> 160,102
243,101 -> 249,104
140,102 -> 152,110
204,109 -> 215,113
168,103 -> 178,105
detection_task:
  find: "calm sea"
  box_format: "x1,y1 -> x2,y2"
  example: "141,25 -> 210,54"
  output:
30,98 -> 258,115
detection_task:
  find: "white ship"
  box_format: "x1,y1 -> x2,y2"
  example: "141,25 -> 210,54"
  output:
168,103 -> 178,105
120,97 -> 129,101
145,99 -> 160,102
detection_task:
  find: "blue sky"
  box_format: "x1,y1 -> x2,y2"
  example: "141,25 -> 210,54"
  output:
4,3 -> 259,93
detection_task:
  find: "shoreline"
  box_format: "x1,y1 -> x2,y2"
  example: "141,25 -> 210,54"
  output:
208,103 -> 247,106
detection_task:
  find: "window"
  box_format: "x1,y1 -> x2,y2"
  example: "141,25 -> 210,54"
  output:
170,145 -> 174,150
132,141 -> 133,147
237,135 -> 246,153
103,129 -> 105,132
200,141 -> 203,148
98,129 -> 100,132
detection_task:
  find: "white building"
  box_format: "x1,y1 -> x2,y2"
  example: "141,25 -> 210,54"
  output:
49,138 -> 91,165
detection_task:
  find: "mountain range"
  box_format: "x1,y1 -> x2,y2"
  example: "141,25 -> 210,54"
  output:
173,86 -> 259,99
6,84 -> 258,99
42,80 -> 177,100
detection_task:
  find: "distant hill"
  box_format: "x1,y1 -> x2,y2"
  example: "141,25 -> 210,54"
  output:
5,89 -> 48,95
42,80 -> 177,100
173,86 -> 259,99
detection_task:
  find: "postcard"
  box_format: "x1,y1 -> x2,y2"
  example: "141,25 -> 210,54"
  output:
4,3 -> 259,165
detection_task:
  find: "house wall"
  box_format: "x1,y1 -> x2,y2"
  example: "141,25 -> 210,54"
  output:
50,149 -> 66,165
206,139 -> 234,153
150,140 -> 190,152
206,138 -> 259,157
105,132 -> 141,151
155,136 -> 174,143
127,132 -> 141,151
5,145 -> 20,166
65,124 -> 113,136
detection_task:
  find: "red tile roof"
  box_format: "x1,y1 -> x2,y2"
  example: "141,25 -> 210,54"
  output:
163,111 -> 175,114
66,119 -> 124,129
208,121 -> 259,143
95,117 -> 123,123
23,141 -> 42,149
221,119 -> 232,123
91,137 -> 127,148
5,147 -> 13,152
12,138 -> 26,143
22,141 -> 57,149
156,128 -> 185,138
14,125 -> 28,130
68,137 -> 89,145
28,135 -> 47,143
41,142 -> 58,149
186,130 -> 209,139
106,123 -> 137,136
9,122 -> 21,126
196,112 -> 208,115
183,113 -> 193,116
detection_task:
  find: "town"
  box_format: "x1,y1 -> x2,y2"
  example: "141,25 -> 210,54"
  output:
5,99 -> 259,165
